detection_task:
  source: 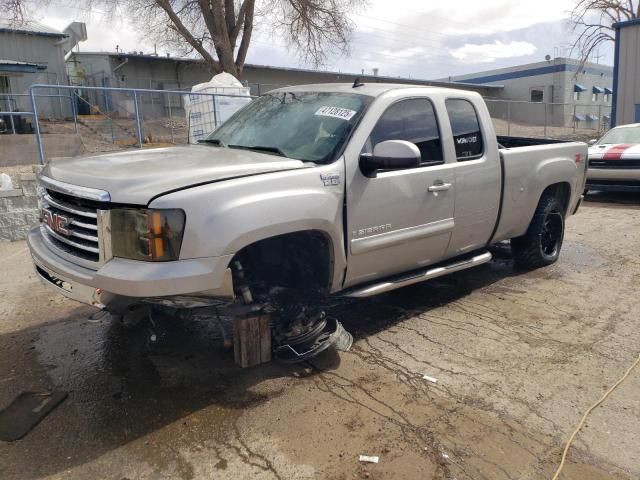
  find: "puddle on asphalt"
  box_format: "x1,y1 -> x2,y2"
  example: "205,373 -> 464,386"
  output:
33,311 -> 289,444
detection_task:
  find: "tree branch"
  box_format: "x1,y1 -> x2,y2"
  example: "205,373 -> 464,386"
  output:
156,0 -> 220,72
235,0 -> 255,73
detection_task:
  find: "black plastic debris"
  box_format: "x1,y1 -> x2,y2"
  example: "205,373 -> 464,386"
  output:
0,391 -> 68,441
274,316 -> 353,363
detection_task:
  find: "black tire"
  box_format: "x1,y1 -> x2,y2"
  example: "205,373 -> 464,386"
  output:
511,194 -> 565,269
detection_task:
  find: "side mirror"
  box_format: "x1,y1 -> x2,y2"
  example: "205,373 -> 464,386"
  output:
588,139 -> 598,146
359,140 -> 421,177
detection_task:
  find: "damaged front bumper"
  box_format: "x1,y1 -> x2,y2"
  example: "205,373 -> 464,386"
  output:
27,226 -> 235,310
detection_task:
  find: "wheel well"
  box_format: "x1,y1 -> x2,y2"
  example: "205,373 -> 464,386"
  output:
230,231 -> 333,295
541,182 -> 571,215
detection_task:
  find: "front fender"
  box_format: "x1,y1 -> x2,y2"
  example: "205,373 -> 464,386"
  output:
149,162 -> 347,290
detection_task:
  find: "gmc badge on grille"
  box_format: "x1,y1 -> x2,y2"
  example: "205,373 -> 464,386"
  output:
41,209 -> 71,235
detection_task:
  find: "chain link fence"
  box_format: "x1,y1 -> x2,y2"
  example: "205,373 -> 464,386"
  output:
486,99 -> 611,141
8,85 -> 256,163
3,84 -> 615,164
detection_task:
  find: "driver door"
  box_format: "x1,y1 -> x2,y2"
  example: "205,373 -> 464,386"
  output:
344,97 -> 456,287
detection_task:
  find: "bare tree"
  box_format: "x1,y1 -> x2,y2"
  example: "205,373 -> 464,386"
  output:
2,0 -> 363,77
0,0 -> 36,22
570,0 -> 639,64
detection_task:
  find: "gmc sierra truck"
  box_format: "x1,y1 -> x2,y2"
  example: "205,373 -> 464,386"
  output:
28,83 -> 587,336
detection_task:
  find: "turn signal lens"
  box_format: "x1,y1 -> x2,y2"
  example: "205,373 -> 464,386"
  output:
111,208 -> 185,261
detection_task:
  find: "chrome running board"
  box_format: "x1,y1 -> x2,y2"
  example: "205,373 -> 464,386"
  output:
343,250 -> 492,298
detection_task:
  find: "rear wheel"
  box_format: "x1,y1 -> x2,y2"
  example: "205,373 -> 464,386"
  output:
512,195 -> 565,269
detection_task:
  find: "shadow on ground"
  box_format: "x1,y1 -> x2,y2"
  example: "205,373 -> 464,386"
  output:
584,190 -> 640,208
0,248 -> 532,479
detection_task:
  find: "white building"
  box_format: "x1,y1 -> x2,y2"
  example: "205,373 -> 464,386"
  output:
442,57 -> 614,129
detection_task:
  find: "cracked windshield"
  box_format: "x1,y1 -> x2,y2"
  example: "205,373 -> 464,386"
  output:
206,92 -> 371,162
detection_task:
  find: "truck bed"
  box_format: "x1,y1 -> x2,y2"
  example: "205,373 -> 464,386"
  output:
497,136 -> 572,149
492,139 -> 588,243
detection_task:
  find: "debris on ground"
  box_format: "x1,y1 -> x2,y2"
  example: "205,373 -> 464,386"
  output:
359,455 -> 380,464
274,313 -> 353,363
0,391 -> 68,441
163,119 -> 187,129
422,375 -> 438,384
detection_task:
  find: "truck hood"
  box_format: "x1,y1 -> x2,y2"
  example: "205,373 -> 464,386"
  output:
42,145 -> 310,204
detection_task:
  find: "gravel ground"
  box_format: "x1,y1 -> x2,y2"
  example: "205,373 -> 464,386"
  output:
0,192 -> 639,480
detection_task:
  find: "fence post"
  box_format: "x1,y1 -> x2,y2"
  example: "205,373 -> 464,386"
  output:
573,105 -> 577,134
7,95 -> 16,135
212,94 -> 218,128
598,105 -> 602,133
133,90 -> 143,147
29,87 -> 45,164
544,102 -> 548,138
70,92 -> 78,133
507,101 -> 511,136
56,78 -> 63,119
168,95 -> 175,144
149,79 -> 154,113
211,95 -> 218,130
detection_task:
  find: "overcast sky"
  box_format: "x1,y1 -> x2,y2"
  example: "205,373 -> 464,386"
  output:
41,0 -> 614,80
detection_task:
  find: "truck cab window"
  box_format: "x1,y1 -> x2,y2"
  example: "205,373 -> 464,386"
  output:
363,98 -> 443,166
446,99 -> 484,160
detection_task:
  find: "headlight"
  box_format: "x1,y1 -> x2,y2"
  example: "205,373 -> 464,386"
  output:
111,208 -> 185,261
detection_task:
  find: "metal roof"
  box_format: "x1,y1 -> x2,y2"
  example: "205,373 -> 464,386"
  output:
0,19 -> 67,38
0,59 -> 47,73
68,52 -> 504,91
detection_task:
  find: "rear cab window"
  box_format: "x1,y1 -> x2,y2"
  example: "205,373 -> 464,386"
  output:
362,98 -> 444,166
445,99 -> 484,161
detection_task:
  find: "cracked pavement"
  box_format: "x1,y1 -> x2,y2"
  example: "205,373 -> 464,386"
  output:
0,191 -> 639,479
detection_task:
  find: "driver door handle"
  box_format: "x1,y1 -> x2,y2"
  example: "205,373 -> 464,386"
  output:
428,182 -> 452,192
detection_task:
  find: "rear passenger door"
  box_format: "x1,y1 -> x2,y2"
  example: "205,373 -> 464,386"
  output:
444,98 -> 501,256
344,97 -> 457,287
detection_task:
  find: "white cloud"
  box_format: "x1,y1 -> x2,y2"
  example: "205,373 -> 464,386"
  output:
34,0 -> 583,80
379,46 -> 425,59
362,0 -> 576,36
450,40 -> 537,63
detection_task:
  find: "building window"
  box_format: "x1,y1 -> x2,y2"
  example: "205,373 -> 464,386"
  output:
530,88 -> 544,103
604,93 -> 610,103
592,86 -> 604,102
574,84 -> 587,102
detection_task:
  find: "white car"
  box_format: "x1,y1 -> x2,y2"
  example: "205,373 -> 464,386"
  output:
587,123 -> 640,192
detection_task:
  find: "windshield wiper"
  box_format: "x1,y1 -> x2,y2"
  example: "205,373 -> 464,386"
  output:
198,138 -> 226,147
228,144 -> 287,157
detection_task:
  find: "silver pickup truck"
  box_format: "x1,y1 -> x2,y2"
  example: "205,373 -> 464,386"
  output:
28,83 -> 587,321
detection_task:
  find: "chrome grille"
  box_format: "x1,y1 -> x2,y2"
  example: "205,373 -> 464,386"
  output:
40,190 -> 111,269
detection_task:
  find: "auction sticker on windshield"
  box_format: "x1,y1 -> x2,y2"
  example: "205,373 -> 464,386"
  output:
315,106 -> 357,121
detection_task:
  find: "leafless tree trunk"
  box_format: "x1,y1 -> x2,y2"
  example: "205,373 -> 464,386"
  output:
570,0 -> 639,65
